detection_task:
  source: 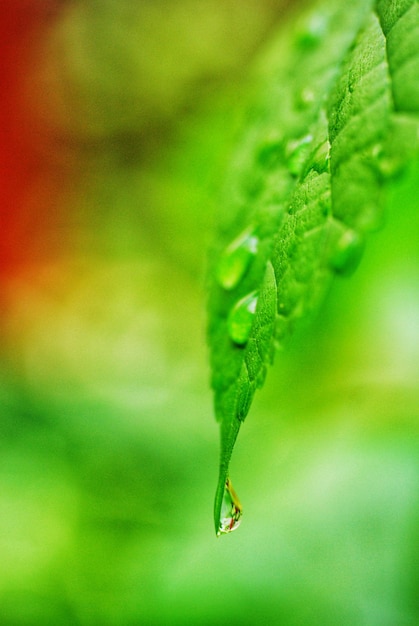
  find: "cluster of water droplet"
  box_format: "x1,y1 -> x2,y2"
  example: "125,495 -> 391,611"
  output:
211,4 -> 399,537
216,228 -> 260,347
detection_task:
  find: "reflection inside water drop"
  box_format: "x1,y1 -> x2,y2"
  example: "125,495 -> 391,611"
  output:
296,12 -> 328,50
329,227 -> 365,276
217,478 -> 243,536
227,290 -> 259,346
296,86 -> 316,110
286,134 -> 313,177
312,139 -> 330,174
216,229 -> 259,290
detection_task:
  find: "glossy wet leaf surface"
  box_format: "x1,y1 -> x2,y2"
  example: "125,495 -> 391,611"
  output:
208,0 -> 419,534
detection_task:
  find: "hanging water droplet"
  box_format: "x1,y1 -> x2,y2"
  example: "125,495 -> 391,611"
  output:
329,228 -> 365,276
216,229 -> 259,290
228,291 -> 259,346
286,135 -> 313,177
217,478 -> 243,536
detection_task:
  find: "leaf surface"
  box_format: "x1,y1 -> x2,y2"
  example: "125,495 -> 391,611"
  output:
208,0 -> 419,535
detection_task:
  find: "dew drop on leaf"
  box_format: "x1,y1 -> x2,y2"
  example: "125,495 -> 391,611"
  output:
217,478 -> 243,536
216,229 -> 259,290
286,134 -> 313,177
295,86 -> 316,110
329,228 -> 365,276
311,139 -> 331,174
368,143 -> 401,180
227,290 -> 259,345
357,203 -> 385,234
295,12 -> 328,50
256,134 -> 285,168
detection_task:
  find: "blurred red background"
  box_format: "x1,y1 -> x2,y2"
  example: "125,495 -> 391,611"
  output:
0,1 -> 73,278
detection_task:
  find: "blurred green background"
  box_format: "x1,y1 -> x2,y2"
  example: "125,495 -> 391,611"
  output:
1,1 -> 419,624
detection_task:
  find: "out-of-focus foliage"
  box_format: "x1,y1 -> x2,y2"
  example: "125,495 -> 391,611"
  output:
0,0 -> 418,625
29,0 -> 292,139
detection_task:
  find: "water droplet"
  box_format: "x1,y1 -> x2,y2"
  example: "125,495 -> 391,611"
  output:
216,229 -> 259,290
286,135 -> 313,177
295,13 -> 328,50
311,139 -> 331,174
256,136 -> 284,168
217,478 -> 243,536
376,155 -> 399,179
295,86 -> 316,110
329,228 -> 365,276
228,290 -> 259,346
358,203 -> 385,233
370,143 -> 403,180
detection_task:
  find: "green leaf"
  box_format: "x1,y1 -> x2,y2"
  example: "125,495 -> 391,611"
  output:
208,0 -> 419,535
